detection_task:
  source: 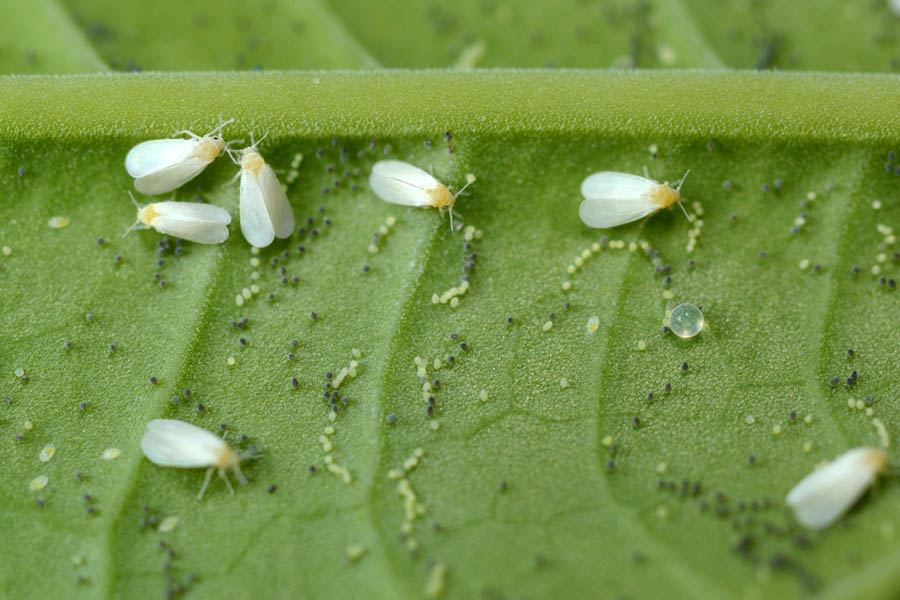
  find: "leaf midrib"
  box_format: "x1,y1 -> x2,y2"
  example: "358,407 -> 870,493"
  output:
97,242 -> 231,599
2,72 -> 900,146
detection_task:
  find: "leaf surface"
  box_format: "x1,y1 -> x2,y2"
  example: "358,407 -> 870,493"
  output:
2,2 -> 900,600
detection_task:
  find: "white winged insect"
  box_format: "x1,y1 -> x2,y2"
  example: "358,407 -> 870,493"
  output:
579,168 -> 690,229
140,419 -> 259,500
123,192 -> 231,244
786,447 -> 888,530
125,119 -> 235,195
369,160 -> 475,230
227,133 -> 295,248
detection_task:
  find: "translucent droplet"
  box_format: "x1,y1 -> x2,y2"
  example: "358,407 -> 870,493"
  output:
668,303 -> 704,338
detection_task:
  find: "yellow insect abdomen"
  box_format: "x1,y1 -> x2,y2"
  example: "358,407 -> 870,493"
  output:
216,446 -> 240,469
863,449 -> 888,473
138,204 -> 161,226
428,185 -> 454,209
240,150 -> 266,177
196,138 -> 225,162
650,184 -> 679,209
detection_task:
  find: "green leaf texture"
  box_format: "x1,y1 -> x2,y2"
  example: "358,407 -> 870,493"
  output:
1,71 -> 899,600
2,0 -> 900,599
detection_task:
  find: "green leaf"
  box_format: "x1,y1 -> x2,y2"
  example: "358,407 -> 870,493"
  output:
1,71 -> 899,600
0,0 -> 107,73
320,0 -> 900,71
7,0 -> 377,73
8,0 -> 900,74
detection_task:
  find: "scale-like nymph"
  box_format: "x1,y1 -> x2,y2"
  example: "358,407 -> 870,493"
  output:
579,169 -> 690,229
141,419 -> 258,499
125,119 -> 234,195
123,192 -> 231,244
369,160 -> 474,229
228,134 -> 294,248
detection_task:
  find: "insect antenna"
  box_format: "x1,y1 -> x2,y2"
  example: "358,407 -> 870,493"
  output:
453,177 -> 475,198
249,131 -> 269,149
675,169 -> 692,221
224,142 -> 244,166
223,144 -> 246,187
447,174 -> 476,231
224,138 -> 244,161
122,192 -> 146,238
209,117 -> 236,137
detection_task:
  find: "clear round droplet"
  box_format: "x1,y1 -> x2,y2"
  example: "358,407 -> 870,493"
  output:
668,303 -> 704,338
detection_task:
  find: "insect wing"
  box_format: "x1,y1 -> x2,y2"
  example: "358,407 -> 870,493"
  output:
154,201 -> 231,225
141,419 -> 226,468
578,196 -> 659,228
134,157 -> 212,195
579,172 -> 660,228
258,163 -> 295,239
369,160 -> 437,207
126,139 -> 198,178
580,171 -> 656,200
150,215 -> 229,244
240,170 -> 276,247
786,448 -> 884,529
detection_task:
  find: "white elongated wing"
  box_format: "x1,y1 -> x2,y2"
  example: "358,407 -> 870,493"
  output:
126,139 -> 198,178
579,171 -> 660,228
150,215 -> 229,244
786,447 -> 885,530
580,171 -> 656,200
369,160 -> 437,207
154,201 -> 231,225
240,171 -> 276,247
141,419 -> 226,468
134,157 -> 212,195
258,164 -> 294,239
578,196 -> 658,228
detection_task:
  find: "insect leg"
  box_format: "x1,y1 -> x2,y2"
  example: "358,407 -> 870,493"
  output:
197,467 -> 214,500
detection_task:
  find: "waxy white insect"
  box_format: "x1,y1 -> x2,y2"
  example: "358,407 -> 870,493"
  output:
124,192 -> 231,244
227,134 -> 295,247
369,160 -> 475,229
141,419 -> 258,500
579,168 -> 690,229
786,447 -> 888,530
125,119 -> 234,195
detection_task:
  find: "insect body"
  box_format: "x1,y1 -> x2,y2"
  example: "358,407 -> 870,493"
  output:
229,135 -> 294,247
125,119 -> 234,195
369,160 -> 474,229
579,169 -> 690,229
124,192 -> 231,244
786,447 -> 887,530
140,419 -> 257,499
